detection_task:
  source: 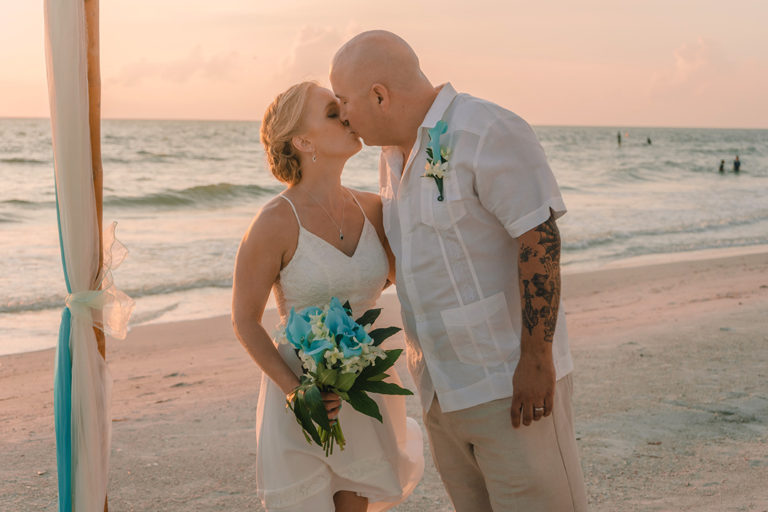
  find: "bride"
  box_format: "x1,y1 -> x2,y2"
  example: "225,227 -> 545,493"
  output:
231,81 -> 424,511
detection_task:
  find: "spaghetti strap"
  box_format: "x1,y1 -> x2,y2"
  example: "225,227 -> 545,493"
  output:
346,188 -> 368,222
279,194 -> 302,227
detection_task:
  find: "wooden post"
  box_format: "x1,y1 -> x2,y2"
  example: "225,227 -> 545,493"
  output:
84,0 -> 103,356
84,1 -> 107,510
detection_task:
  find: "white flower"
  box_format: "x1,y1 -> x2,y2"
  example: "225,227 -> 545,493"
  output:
311,322 -> 329,340
360,344 -> 375,365
324,347 -> 344,366
424,160 -> 448,179
341,356 -> 361,374
298,349 -> 317,373
371,345 -> 387,362
440,147 -> 452,160
359,344 -> 386,367
373,345 -> 387,360
307,312 -> 331,340
273,326 -> 289,345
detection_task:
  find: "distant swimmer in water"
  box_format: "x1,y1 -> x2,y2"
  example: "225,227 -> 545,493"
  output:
647,137 -> 652,145
719,160 -> 725,173
617,131 -> 622,146
733,155 -> 741,173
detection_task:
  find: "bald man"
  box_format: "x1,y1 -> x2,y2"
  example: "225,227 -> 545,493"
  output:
331,31 -> 587,511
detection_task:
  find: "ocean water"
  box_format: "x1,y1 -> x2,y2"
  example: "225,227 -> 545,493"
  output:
1,119 -> 767,355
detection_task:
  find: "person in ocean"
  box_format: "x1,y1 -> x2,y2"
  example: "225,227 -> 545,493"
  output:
734,155 -> 741,173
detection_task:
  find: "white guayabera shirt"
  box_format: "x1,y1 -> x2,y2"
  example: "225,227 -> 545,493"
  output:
379,83 -> 574,413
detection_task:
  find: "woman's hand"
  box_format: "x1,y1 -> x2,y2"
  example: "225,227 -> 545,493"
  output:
322,391 -> 342,422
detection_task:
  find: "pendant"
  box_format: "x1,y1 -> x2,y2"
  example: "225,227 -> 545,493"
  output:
340,233 -> 344,240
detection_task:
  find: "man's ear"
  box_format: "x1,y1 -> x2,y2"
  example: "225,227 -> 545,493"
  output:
291,135 -> 313,155
371,83 -> 390,110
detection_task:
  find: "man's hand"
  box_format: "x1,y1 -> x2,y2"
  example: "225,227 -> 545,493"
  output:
511,352 -> 555,428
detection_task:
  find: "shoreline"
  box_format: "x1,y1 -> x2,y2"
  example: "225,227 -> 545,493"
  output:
3,243 -> 767,359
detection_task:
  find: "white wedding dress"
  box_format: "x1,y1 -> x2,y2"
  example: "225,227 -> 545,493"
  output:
254,194 -> 424,511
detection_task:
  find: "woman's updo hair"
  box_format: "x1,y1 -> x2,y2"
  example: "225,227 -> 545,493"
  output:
260,81 -> 317,185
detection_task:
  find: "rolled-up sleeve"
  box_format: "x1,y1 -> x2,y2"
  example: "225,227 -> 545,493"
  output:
472,115 -> 566,238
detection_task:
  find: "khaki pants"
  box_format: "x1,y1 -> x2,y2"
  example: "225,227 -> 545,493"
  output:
423,375 -> 588,512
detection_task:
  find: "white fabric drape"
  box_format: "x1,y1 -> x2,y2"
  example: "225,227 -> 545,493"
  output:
44,1 -> 123,510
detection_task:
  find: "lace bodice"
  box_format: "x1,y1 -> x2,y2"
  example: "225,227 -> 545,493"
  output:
273,194 -> 389,323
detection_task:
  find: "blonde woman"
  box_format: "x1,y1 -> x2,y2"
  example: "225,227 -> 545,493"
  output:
231,82 -> 423,512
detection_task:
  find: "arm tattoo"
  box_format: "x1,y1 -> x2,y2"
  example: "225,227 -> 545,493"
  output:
519,214 -> 561,342
519,244 -> 537,263
522,279 -> 538,335
536,215 -> 561,273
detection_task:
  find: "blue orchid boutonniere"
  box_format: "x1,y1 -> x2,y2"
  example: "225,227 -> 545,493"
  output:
423,120 -> 450,201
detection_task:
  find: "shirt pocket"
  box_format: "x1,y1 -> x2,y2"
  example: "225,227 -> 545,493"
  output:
439,291 -> 519,366
419,172 -> 467,230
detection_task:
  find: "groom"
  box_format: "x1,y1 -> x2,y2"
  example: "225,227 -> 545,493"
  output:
331,31 -> 587,511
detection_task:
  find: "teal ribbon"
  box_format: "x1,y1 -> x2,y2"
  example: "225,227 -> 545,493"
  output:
53,177 -> 72,512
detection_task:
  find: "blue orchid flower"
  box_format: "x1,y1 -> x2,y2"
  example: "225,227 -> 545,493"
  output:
325,303 -> 349,336
352,323 -> 373,345
303,337 -> 334,364
338,334 -> 363,358
285,307 -> 312,350
427,120 -> 447,162
300,306 -> 323,320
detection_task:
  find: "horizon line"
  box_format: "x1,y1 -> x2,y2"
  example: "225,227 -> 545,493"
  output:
2,116 -> 767,131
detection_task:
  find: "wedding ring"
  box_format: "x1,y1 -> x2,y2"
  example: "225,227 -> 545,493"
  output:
534,407 -> 545,414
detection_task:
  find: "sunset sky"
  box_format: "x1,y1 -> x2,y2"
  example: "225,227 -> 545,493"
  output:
2,1 -> 767,128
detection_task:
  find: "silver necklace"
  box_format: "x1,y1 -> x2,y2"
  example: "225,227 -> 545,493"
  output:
305,187 -> 347,240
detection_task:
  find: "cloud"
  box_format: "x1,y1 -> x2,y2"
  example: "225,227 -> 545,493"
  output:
650,37 -> 725,97
271,23 -> 361,87
107,46 -> 241,87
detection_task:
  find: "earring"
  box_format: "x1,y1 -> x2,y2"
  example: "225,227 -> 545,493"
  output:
312,153 -> 317,162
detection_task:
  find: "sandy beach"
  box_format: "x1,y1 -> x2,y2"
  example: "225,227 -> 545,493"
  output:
2,248 -> 767,511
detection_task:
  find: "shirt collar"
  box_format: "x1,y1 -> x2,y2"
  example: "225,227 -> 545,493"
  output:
420,82 -> 458,129
381,82 -> 458,183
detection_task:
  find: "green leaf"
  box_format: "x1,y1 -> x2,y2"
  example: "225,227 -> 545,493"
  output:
342,300 -> 352,314
292,392 -> 322,445
355,308 -> 381,328
304,385 -> 331,432
317,364 -> 338,387
366,372 -> 388,382
334,371 -> 358,392
347,389 -> 382,422
369,326 -> 401,346
360,380 -> 413,395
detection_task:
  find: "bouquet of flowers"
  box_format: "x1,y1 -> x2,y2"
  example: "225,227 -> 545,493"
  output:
278,297 -> 412,456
